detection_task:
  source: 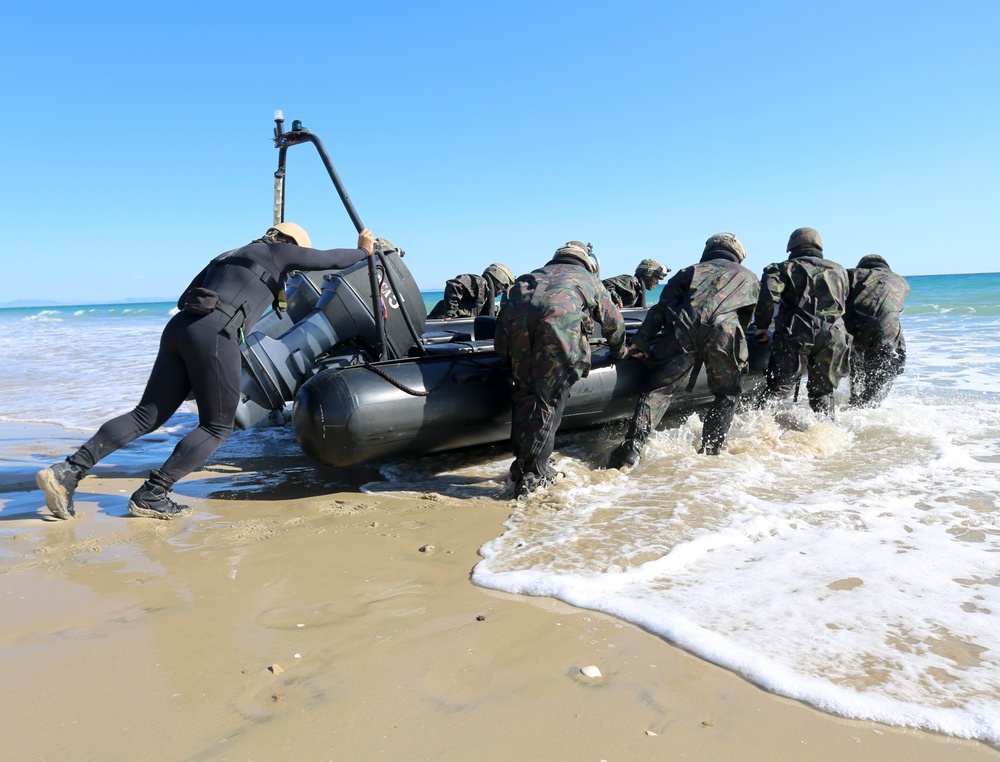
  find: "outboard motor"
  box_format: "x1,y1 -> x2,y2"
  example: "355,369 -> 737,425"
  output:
281,268 -> 328,323
234,246 -> 425,429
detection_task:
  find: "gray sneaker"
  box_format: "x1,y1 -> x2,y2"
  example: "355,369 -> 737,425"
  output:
36,461 -> 85,519
514,472 -> 556,498
128,484 -> 192,520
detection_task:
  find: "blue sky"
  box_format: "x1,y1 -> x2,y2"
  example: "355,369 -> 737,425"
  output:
3,0 -> 998,305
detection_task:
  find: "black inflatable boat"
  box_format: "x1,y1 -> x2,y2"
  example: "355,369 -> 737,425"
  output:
232,114 -> 768,467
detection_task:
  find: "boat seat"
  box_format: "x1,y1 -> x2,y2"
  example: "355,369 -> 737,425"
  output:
420,341 -> 494,356
474,315 -> 497,341
423,331 -> 472,344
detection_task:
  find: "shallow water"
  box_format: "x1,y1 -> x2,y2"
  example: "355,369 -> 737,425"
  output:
2,274 -> 999,744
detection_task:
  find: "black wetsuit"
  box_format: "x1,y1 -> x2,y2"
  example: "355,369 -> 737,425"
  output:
68,240 -> 368,487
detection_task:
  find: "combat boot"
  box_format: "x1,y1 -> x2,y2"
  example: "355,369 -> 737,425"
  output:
809,394 -> 836,419
609,405 -> 654,471
701,398 -> 737,456
607,441 -> 642,471
128,483 -> 192,520
35,460 -> 87,519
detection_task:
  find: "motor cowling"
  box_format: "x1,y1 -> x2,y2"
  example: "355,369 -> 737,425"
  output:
234,249 -> 426,429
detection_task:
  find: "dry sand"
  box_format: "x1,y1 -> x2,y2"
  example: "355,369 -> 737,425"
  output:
2,460 -> 998,761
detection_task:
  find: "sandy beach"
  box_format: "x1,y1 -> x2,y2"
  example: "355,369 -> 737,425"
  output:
0,423 -> 996,761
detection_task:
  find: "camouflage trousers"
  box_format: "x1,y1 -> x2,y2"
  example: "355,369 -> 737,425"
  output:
508,359 -> 577,492
762,320 -> 849,415
622,322 -> 748,457
849,323 -> 905,408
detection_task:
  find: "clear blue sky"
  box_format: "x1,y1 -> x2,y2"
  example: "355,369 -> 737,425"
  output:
3,0 -> 998,305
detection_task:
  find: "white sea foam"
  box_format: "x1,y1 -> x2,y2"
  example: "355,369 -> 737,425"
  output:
23,309 -> 65,323
0,315 -> 164,429
469,342 -> 1000,745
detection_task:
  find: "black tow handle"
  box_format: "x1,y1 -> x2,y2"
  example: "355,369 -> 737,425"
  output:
272,113 -> 365,233
272,112 -> 386,360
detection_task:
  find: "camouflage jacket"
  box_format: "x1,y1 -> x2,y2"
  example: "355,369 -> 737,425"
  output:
602,273 -> 647,308
632,251 -> 760,354
845,261 -> 910,336
494,258 -> 626,377
753,248 -> 849,340
427,273 -> 498,319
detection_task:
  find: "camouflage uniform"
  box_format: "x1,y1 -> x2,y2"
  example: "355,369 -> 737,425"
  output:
495,249 -> 625,495
845,255 -> 910,407
602,273 -> 648,308
754,237 -> 850,416
609,236 -> 760,466
428,273 -> 498,319
603,259 -> 670,308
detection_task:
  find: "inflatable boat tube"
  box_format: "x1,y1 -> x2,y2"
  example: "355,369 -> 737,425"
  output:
292,335 -> 769,467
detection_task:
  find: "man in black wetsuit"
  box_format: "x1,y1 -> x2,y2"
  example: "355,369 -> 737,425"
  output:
36,222 -> 373,520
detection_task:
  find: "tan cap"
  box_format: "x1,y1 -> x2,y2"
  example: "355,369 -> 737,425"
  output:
267,222 -> 311,248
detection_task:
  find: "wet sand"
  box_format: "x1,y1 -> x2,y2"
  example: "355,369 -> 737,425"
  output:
1,423 -> 997,761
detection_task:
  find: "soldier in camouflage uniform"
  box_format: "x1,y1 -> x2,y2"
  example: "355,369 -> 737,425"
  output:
495,242 -> 625,496
845,254 -> 910,407
428,263 -> 515,319
753,227 -> 850,417
602,259 -> 671,308
607,233 -> 760,468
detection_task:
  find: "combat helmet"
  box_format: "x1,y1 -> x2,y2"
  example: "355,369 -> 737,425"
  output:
786,227 -> 822,253
857,254 -> 888,269
635,259 -> 670,279
702,232 -> 746,262
554,241 -> 599,274
482,263 -> 515,290
266,221 -> 312,248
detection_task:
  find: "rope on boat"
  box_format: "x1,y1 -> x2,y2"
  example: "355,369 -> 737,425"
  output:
361,358 -> 458,397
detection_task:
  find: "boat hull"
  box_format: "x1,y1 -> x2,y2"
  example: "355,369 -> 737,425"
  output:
292,339 -> 769,467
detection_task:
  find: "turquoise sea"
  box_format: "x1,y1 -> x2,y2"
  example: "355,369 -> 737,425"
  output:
1,272 -> 999,745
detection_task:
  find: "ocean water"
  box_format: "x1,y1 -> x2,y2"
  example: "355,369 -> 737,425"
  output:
1,274 -> 999,744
